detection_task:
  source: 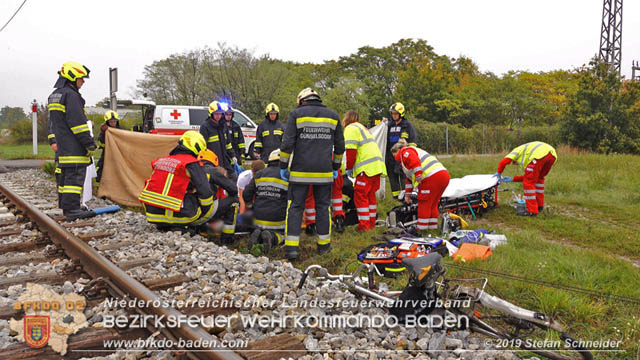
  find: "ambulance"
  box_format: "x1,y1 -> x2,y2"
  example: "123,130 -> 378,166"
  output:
124,100 -> 258,159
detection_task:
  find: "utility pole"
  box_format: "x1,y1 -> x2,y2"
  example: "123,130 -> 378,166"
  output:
632,60 -> 640,81
599,0 -> 623,76
109,68 -> 118,111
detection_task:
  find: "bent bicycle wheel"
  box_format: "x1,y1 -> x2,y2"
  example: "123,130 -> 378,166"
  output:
451,289 -> 593,360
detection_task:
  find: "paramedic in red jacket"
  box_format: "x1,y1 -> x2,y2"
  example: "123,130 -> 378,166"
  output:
391,139 -> 449,231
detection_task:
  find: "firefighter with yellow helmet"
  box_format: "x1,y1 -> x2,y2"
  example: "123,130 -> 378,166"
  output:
138,131 -> 216,230
47,61 -> 98,221
200,101 -> 236,178
96,110 -> 121,182
386,102 -> 417,200
280,88 -> 345,260
254,103 -> 285,161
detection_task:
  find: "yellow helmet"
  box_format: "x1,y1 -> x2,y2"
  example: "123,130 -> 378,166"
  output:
197,149 -> 219,166
103,110 -> 120,122
265,103 -> 280,114
179,131 -> 206,156
208,101 -> 230,116
297,88 -> 320,105
389,102 -> 406,118
59,61 -> 90,82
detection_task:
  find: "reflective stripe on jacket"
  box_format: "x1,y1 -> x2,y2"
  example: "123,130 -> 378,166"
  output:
344,122 -> 386,177
279,101 -> 345,184
243,165 -> 288,229
505,142 -> 557,169
255,119 -> 285,160
199,118 -> 234,169
397,146 -> 446,186
138,154 -> 199,211
47,83 -> 96,167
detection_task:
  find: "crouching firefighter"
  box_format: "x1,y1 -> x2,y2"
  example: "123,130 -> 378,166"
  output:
138,131 -> 215,231
243,149 -> 288,253
197,149 -> 239,244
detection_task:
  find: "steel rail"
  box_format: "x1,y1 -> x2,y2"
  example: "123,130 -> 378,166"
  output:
0,181 -> 242,360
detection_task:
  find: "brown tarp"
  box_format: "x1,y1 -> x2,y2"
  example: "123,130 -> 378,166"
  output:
97,128 -> 180,207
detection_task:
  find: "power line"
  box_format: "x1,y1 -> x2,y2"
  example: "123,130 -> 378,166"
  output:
0,0 -> 28,34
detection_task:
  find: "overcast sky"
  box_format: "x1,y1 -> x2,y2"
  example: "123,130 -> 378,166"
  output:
1,0 -> 639,113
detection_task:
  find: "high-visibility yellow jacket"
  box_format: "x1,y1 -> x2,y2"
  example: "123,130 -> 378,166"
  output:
505,142 -> 557,169
395,146 -> 446,188
344,122 -> 386,177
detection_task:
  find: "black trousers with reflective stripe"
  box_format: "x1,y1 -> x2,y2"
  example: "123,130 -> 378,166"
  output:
287,183 -> 331,239
385,154 -> 405,196
59,165 -> 86,211
212,196 -> 239,229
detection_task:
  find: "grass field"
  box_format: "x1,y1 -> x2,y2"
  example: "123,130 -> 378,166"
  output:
0,142 -> 56,160
238,147 -> 640,359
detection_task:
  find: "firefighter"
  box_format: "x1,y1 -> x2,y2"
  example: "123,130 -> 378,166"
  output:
96,110 -> 120,182
47,112 -> 61,207
386,102 -> 417,200
494,141 -> 557,216
280,88 -> 345,260
197,149 -> 239,243
391,139 -> 449,232
138,131 -> 215,231
222,105 -> 245,165
254,103 -> 285,161
243,149 -> 288,253
200,101 -> 236,177
47,61 -> 97,221
343,110 -> 387,232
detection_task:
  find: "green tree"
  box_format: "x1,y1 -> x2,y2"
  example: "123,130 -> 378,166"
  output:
561,58 -> 640,154
0,106 -> 28,128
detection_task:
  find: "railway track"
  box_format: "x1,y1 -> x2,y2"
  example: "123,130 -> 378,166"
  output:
0,172 -> 304,360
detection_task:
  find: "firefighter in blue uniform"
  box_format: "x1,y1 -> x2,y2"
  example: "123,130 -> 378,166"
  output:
199,101 -> 236,177
280,88 -> 345,260
385,102 -> 417,200
47,61 -> 97,220
254,103 -> 285,161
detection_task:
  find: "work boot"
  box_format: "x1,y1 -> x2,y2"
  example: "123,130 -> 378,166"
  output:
249,228 -> 262,248
64,208 -> 96,221
261,230 -> 275,254
284,247 -> 299,261
317,243 -> 331,255
334,215 -> 345,233
305,223 -> 317,236
538,206 -> 544,213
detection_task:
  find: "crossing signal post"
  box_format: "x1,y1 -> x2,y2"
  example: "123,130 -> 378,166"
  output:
109,68 -> 118,111
31,100 -> 37,156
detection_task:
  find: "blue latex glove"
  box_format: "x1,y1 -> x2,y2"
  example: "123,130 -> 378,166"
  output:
502,176 -> 513,183
333,170 -> 338,179
493,172 -> 502,180
280,169 -> 289,181
346,169 -> 353,177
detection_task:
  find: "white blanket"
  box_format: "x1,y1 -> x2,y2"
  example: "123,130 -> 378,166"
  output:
441,174 -> 499,199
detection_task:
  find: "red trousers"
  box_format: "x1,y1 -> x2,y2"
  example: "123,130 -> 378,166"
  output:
522,153 -> 556,214
354,173 -> 381,231
304,171 -> 344,225
416,170 -> 450,231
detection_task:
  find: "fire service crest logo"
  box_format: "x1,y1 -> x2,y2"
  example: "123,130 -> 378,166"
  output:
24,315 -> 50,348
